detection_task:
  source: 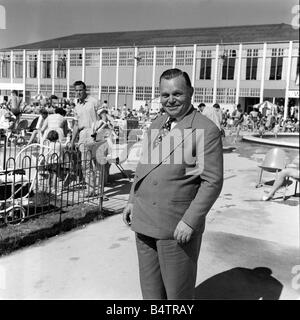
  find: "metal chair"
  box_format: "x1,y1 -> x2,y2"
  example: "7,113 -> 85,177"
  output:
256,147 -> 287,188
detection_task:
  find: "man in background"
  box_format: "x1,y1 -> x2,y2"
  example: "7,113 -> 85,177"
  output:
8,90 -> 22,122
70,80 -> 104,197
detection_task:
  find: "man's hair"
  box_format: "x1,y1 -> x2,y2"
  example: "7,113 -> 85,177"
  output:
47,130 -> 59,142
40,108 -> 48,116
159,68 -> 192,88
12,90 -> 18,95
73,80 -> 86,89
213,103 -> 220,109
55,107 -> 66,116
198,103 -> 206,108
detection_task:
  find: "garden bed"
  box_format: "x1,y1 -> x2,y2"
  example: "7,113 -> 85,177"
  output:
0,203 -> 116,257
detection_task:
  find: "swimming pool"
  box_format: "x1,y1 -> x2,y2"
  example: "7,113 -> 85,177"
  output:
242,133 -> 299,149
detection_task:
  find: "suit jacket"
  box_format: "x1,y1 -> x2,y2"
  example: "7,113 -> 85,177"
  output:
129,108 -> 223,239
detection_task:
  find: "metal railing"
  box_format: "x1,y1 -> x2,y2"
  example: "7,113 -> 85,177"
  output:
0,141 -> 106,227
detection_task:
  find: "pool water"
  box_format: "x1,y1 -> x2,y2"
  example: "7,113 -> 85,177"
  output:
258,135 -> 299,145
223,135 -> 299,165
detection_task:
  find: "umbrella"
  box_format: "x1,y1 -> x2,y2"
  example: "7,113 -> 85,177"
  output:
253,101 -> 277,116
32,93 -> 47,101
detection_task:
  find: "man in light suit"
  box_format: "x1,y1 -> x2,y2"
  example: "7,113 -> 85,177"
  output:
123,68 -> 223,299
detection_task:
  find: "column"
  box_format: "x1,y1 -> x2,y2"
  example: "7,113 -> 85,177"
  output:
115,47 -> 120,108
81,48 -> 85,82
22,50 -> 26,99
191,44 -> 197,105
213,44 -> 219,104
66,49 -> 71,99
172,46 -> 176,68
51,49 -> 55,95
98,48 -> 102,100
10,50 -> 13,86
235,43 -> 243,105
37,50 -> 41,94
151,46 -> 157,108
284,41 -> 293,120
132,47 -> 138,109
259,43 -> 267,103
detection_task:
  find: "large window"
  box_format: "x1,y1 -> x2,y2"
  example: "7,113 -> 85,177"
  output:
199,50 -> 212,80
27,54 -> 37,78
246,49 -> 258,80
136,86 -> 152,101
13,53 -> 23,78
70,53 -> 82,66
41,53 -> 51,78
85,52 -> 100,67
194,87 -> 213,103
102,51 -> 117,66
57,54 -> 66,79
156,50 -> 173,66
119,51 -> 134,66
221,49 -> 236,80
216,88 -> 236,104
136,51 -> 153,66
1,55 -> 10,78
176,50 -> 194,66
269,48 -> 283,80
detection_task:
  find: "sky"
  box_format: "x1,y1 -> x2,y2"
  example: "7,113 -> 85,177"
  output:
0,0 -> 298,49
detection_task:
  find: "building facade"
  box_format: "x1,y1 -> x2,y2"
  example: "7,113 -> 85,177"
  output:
0,24 -> 299,117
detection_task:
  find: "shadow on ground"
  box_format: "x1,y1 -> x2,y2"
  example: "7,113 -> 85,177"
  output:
105,170 -> 134,197
195,267 -> 283,300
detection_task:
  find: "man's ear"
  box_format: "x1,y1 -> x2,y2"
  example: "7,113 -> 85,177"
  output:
190,86 -> 194,97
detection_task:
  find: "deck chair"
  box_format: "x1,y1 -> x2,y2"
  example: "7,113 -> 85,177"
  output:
283,176 -> 300,200
256,147 -> 287,188
28,116 -> 39,132
8,119 -> 29,145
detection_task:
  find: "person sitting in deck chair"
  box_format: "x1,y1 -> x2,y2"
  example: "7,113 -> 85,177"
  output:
262,156 -> 299,201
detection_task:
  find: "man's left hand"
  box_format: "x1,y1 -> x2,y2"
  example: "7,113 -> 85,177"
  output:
174,220 -> 194,244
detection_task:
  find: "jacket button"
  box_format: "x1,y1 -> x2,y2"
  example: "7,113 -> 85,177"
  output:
153,202 -> 156,205
153,181 -> 158,185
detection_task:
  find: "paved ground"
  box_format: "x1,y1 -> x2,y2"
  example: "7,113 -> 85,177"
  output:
0,138 -> 299,300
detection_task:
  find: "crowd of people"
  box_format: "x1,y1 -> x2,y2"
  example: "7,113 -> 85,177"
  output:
196,102 -> 299,140
1,89 -> 299,148
0,92 -> 154,146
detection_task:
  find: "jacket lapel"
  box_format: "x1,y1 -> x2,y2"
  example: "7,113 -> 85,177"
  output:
136,108 -> 197,183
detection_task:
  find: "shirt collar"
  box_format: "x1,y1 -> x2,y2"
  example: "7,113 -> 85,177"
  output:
77,96 -> 89,105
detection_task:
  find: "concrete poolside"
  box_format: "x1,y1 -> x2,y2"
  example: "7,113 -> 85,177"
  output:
0,139 -> 299,300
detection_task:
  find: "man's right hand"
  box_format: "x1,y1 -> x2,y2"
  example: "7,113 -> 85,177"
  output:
122,203 -> 133,226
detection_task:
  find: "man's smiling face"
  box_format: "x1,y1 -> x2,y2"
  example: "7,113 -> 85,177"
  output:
160,75 -> 194,121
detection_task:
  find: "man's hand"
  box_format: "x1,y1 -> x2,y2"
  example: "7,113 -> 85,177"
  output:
173,220 -> 194,244
122,203 -> 133,227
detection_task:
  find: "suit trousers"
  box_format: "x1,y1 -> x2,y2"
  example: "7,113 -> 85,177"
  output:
135,232 -> 202,300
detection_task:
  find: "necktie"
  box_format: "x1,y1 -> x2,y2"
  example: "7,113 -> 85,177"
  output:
153,117 -> 176,148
